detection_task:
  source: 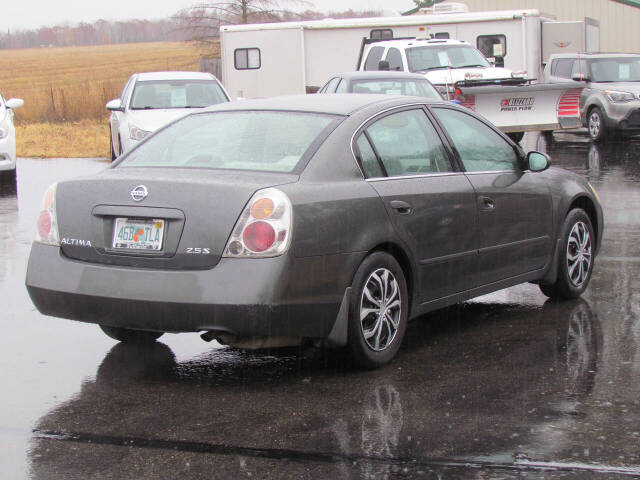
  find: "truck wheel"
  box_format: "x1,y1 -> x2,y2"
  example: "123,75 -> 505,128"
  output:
539,209 -> 595,299
507,132 -> 524,143
347,252 -> 408,368
100,325 -> 163,344
588,108 -> 607,142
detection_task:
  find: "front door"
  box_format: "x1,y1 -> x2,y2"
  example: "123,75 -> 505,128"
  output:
431,106 -> 553,287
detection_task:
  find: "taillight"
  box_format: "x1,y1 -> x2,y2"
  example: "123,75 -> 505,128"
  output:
224,188 -> 292,258
34,183 -> 60,246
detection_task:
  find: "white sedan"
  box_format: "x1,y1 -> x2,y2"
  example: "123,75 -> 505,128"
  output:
0,94 -> 24,182
106,71 -> 230,160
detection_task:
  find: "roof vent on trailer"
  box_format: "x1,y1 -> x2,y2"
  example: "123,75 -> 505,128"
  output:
418,2 -> 469,15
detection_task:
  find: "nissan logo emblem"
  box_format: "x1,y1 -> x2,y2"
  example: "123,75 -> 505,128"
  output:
130,185 -> 148,202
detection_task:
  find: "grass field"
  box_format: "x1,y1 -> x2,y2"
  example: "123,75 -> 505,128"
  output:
0,41 -> 217,157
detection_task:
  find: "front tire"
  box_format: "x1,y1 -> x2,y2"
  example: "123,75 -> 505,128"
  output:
588,107 -> 608,143
347,252 -> 408,368
100,325 -> 163,344
539,209 -> 595,299
109,127 -> 116,162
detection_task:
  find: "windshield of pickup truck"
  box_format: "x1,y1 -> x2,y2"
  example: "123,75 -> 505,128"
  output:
407,45 -> 490,73
589,57 -> 640,82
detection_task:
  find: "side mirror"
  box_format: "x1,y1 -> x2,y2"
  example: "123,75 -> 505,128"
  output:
378,60 -> 390,71
5,98 -> 24,109
106,99 -> 124,112
527,151 -> 551,172
571,72 -> 589,82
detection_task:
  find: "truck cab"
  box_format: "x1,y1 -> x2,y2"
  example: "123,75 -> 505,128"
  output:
359,38 -> 516,98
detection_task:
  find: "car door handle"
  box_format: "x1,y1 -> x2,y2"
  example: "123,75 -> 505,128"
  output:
479,196 -> 495,211
390,200 -> 413,215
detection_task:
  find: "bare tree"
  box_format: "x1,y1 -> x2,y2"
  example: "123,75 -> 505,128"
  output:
175,0 -> 310,47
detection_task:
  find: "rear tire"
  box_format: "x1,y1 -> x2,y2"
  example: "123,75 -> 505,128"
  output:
539,208 -> 595,300
100,325 -> 163,344
588,107 -> 607,143
347,252 -> 408,368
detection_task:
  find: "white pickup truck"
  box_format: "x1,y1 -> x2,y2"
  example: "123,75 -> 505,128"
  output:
358,38 -> 522,98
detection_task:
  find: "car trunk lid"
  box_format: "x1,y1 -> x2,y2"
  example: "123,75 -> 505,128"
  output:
55,167 -> 298,269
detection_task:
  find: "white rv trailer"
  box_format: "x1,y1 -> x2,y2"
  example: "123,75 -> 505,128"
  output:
220,8 -> 599,99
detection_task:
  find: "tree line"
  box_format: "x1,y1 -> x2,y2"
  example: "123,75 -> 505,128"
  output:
0,7 -> 381,50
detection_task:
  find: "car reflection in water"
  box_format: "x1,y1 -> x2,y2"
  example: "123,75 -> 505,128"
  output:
30,298 -> 602,479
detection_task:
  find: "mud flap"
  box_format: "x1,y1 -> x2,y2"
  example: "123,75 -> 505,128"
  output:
326,287 -> 351,347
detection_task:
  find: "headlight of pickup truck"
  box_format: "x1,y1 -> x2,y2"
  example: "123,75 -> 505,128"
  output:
604,90 -> 635,103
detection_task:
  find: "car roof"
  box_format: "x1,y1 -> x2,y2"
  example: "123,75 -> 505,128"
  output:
204,94 -> 446,116
135,71 -> 217,81
548,52 -> 640,60
368,38 -> 467,49
335,71 -> 433,81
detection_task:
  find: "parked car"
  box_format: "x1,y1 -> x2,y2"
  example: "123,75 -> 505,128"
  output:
0,94 -> 24,183
26,94 -> 602,367
358,38 -> 519,98
106,71 -> 230,160
544,53 -> 640,141
318,71 -> 443,99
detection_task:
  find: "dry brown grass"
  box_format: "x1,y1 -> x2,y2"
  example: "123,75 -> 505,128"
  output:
16,120 -> 109,157
0,41 -> 218,124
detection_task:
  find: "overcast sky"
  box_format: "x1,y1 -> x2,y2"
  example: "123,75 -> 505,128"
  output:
0,0 -> 415,32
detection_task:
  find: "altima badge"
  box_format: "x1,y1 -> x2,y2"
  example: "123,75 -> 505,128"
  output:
130,185 -> 148,202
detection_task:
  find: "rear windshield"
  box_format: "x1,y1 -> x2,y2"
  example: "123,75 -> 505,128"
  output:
118,111 -> 337,172
588,57 -> 640,82
130,80 -> 228,109
351,79 -> 441,99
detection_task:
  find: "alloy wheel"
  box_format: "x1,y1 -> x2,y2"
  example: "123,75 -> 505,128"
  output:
566,221 -> 592,287
588,111 -> 601,139
360,268 -> 402,352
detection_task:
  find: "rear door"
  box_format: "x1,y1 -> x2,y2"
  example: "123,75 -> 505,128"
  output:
431,106 -> 553,286
354,107 -> 478,303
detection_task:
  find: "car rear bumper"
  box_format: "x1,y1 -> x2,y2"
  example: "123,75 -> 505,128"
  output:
26,243 -> 362,337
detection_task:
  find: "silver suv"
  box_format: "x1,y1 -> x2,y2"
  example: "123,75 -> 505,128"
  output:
544,53 -> 640,141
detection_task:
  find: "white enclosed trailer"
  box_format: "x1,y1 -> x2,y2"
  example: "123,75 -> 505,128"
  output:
220,9 -> 598,99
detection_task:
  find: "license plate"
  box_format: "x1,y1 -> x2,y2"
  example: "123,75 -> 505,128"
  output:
112,218 -> 165,251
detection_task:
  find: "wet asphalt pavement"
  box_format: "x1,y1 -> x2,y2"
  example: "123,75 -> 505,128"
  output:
1,132 -> 640,479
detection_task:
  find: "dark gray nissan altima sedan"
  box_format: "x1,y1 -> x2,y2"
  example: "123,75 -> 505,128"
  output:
26,94 -> 603,367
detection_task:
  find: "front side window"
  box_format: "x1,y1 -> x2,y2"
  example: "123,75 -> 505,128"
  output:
386,48 -> 404,71
433,107 -> 519,172
406,45 -> 490,72
360,109 -> 452,177
364,46 -> 385,71
570,59 -> 590,79
477,34 -> 506,58
588,56 -> 640,82
234,48 -> 261,70
119,111 -> 338,173
129,80 -> 228,109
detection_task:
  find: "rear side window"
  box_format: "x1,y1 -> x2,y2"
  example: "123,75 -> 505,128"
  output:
552,58 -> 574,78
235,48 -> 261,70
386,48 -> 404,71
355,135 -> 384,178
364,46 -> 385,71
433,108 -> 519,172
370,29 -> 393,40
361,109 -> 453,177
